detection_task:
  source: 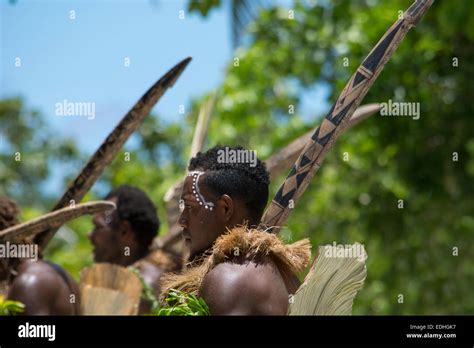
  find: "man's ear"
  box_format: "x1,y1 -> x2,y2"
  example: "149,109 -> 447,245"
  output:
120,220 -> 133,238
220,194 -> 234,222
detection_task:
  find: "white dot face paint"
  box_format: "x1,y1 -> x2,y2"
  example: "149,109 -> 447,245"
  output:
187,171 -> 215,211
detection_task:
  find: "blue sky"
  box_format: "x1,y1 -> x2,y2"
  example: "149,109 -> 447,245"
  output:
1,0 -> 233,153
1,0 -> 330,196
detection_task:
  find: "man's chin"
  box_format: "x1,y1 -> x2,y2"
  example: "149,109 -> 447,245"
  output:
92,251 -> 103,263
188,245 -> 212,261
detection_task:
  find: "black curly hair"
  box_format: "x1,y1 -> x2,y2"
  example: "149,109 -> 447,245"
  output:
105,185 -> 159,252
0,196 -> 20,231
189,145 -> 270,223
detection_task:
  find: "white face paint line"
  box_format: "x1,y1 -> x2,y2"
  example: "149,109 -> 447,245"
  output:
187,171 -> 215,211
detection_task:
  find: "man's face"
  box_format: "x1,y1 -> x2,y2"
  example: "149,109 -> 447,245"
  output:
178,172 -> 224,257
88,198 -> 123,263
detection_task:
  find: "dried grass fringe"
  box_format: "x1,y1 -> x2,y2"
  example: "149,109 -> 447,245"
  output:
160,226 -> 311,300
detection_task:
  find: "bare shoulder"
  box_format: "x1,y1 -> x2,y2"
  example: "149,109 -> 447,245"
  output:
199,259 -> 289,315
13,260 -> 64,288
8,260 -> 64,315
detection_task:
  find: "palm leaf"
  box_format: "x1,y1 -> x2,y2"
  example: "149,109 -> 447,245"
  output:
0,295 -> 25,316
288,243 -> 367,315
156,289 -> 210,316
231,0 -> 262,47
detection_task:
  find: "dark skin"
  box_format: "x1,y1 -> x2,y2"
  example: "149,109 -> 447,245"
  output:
7,259 -> 80,315
0,199 -> 79,315
178,172 -> 300,315
89,197 -> 163,314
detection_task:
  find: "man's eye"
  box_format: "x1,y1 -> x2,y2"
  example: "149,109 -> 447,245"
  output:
179,200 -> 191,212
179,199 -> 194,213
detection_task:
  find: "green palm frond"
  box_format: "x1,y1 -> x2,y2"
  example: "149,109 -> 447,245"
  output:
156,289 -> 210,316
231,0 -> 263,47
0,295 -> 25,316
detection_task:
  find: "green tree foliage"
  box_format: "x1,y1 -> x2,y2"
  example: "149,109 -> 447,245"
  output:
182,0 -> 474,314
188,0 -> 263,47
0,98 -> 81,207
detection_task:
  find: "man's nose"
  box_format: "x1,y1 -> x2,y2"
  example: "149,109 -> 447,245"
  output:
178,211 -> 187,229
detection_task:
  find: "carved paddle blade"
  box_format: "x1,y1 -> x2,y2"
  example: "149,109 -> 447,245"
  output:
261,0 -> 433,233
0,201 -> 116,242
35,57 -> 192,250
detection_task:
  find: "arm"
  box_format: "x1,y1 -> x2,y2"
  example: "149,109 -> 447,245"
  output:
199,260 -> 289,315
135,261 -> 164,314
7,266 -> 61,315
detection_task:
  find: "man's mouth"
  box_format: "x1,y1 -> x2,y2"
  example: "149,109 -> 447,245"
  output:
182,230 -> 191,241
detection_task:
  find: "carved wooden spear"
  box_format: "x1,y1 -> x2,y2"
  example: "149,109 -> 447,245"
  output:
265,103 -> 381,180
154,93 -> 217,252
154,104 -> 380,250
35,57 -> 192,251
0,201 -> 115,242
261,0 -> 434,233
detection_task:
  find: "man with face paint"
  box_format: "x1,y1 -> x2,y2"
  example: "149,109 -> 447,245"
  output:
161,145 -> 311,315
89,185 -> 181,314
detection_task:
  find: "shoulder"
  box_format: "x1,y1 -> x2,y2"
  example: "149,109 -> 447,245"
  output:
8,260 -> 65,314
199,259 -> 289,315
13,260 -> 64,288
